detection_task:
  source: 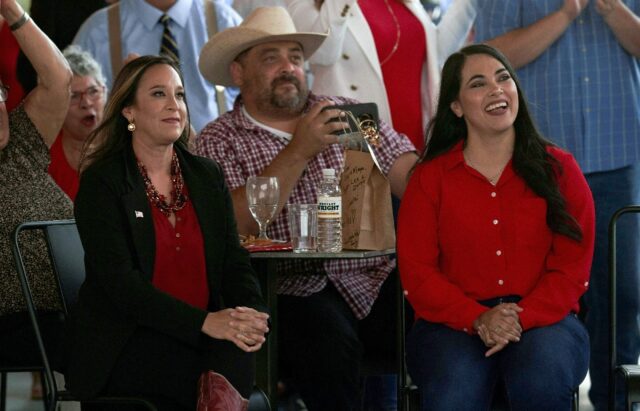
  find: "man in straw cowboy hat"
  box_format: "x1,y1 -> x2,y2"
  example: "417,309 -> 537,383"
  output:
196,6 -> 417,410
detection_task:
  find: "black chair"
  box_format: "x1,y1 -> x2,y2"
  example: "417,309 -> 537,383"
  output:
1,221 -> 75,411
11,219 -> 271,411
248,388 -> 271,411
11,219 -> 158,411
397,276 -> 419,411
609,205 -> 640,411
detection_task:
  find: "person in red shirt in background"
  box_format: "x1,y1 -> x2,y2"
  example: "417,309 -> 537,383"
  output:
48,45 -> 106,201
287,0 -> 476,154
397,44 -> 595,411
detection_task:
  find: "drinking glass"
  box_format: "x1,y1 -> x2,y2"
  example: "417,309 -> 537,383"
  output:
287,204 -> 318,253
246,176 -> 280,240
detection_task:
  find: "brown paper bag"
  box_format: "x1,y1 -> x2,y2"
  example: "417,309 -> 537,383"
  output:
340,149 -> 396,250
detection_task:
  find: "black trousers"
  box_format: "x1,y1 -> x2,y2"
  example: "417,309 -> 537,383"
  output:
81,327 -> 255,411
278,273 -> 399,411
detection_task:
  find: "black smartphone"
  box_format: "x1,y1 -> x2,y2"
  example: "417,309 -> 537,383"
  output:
321,102 -> 379,135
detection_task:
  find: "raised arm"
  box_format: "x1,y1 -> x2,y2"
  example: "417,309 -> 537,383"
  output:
484,0 -> 588,69
1,0 -> 72,147
596,0 -> 640,57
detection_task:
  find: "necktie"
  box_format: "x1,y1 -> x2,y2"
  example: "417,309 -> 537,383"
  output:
159,14 -> 179,62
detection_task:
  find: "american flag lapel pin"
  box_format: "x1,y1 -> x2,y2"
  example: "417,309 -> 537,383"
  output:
135,210 -> 144,218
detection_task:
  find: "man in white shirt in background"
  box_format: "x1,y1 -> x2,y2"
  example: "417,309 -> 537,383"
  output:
73,0 -> 242,132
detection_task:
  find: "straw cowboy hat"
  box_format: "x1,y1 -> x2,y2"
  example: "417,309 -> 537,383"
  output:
199,6 -> 327,87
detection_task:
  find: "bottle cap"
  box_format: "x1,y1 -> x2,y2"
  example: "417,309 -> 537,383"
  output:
322,168 -> 336,177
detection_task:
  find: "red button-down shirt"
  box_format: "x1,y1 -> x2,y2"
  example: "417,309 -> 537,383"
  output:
398,142 -> 595,333
150,189 -> 209,310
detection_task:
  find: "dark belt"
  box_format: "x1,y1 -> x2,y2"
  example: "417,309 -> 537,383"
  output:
477,295 -> 522,308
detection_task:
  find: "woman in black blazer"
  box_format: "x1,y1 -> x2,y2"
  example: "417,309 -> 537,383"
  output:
64,56 -> 269,411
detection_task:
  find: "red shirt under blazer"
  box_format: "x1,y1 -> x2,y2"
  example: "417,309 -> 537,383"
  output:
150,189 -> 209,310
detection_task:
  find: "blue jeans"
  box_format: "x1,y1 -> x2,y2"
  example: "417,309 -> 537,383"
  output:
584,165 -> 640,411
361,374 -> 398,411
406,315 -> 589,411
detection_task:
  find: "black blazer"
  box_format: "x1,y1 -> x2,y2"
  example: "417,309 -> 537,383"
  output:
64,142 -> 266,399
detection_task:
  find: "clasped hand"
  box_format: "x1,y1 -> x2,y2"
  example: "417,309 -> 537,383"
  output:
562,0 -> 621,19
595,0 -> 624,16
201,306 -> 270,352
473,303 -> 523,357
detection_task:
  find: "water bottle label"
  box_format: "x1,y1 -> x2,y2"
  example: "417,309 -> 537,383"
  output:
318,196 -> 341,219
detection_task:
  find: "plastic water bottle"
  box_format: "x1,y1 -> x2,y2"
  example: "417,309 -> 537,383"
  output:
317,168 -> 342,252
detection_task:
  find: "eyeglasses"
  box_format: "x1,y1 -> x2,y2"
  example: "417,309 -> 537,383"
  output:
0,85 -> 9,103
70,85 -> 105,106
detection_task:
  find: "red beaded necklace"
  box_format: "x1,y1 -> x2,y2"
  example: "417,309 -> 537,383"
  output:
137,151 -> 188,217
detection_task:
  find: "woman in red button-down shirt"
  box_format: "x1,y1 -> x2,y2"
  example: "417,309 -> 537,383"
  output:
398,44 -> 595,411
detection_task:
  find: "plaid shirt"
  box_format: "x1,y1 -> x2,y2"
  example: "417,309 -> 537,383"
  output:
475,0 -> 640,174
196,93 -> 415,318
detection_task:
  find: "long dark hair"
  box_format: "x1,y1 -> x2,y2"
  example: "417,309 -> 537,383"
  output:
81,55 -> 190,170
419,44 -> 582,241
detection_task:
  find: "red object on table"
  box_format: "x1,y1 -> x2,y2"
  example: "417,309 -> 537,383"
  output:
242,240 -> 292,253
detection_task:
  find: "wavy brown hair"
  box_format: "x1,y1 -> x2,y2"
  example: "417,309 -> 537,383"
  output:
418,44 -> 582,241
80,55 -> 190,171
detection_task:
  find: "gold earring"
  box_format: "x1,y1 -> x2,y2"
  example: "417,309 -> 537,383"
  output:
127,120 -> 136,132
